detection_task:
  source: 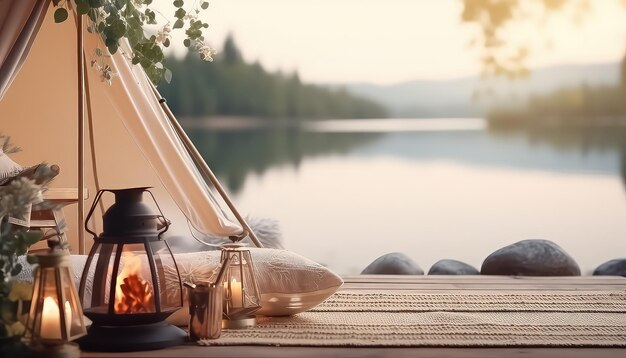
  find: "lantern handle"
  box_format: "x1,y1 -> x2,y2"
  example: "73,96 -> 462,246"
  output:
144,189 -> 170,238
84,189 -> 108,237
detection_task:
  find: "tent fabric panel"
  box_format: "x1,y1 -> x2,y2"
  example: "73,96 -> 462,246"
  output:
83,21 -> 243,237
0,3 -> 244,252
0,0 -> 49,100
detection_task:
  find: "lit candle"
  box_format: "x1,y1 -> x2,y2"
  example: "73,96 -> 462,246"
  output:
229,278 -> 242,308
64,300 -> 73,334
40,296 -> 72,340
41,296 -> 61,340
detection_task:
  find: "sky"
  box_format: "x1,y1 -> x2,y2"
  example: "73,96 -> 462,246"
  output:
158,0 -> 626,85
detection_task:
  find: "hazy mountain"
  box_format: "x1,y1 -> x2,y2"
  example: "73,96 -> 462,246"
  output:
342,62 -> 621,118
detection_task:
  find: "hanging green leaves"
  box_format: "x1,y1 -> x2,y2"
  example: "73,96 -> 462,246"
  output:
52,0 -> 215,85
53,8 -> 68,23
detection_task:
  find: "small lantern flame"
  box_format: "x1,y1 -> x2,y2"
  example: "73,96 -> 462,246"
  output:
114,253 -> 155,314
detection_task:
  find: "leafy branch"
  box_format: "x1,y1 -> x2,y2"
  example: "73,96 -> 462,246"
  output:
52,0 -> 215,84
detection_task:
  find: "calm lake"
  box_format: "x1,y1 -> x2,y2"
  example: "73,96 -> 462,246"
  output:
187,118 -> 626,275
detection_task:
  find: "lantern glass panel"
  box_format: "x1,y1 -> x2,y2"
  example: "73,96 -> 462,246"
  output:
80,243 -> 116,313
81,241 -> 182,321
28,267 -> 69,343
60,267 -> 86,338
149,240 -> 182,312
221,248 -> 261,315
112,243 -> 157,314
27,249 -> 87,346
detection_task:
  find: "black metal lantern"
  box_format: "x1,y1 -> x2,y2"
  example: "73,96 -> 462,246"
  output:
77,187 -> 185,352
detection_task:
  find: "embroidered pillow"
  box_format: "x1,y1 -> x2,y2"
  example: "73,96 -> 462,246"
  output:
166,248 -> 343,325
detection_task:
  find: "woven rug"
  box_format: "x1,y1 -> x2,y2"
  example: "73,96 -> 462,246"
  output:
199,290 -> 626,347
315,290 -> 626,313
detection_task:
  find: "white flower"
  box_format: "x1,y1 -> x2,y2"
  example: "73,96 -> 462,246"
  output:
91,59 -> 116,86
195,43 -> 217,62
184,13 -> 198,21
100,65 -> 115,85
155,24 -> 172,44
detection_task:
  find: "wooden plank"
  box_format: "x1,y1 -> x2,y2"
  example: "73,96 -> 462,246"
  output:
340,276 -> 626,291
43,187 -> 89,200
80,346 -> 626,358
340,283 -> 626,291
337,288 -> 626,295
344,275 -> 626,284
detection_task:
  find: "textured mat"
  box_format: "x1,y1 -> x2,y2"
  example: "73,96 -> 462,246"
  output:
314,290 -> 626,313
199,290 -> 626,347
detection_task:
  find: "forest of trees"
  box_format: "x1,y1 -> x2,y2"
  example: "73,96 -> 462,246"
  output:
158,36 -> 388,120
487,83 -> 626,129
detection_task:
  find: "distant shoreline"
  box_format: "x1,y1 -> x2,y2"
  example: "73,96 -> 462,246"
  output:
179,117 -> 488,133
488,115 -> 626,130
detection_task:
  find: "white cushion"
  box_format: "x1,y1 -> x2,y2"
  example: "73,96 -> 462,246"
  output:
166,248 -> 343,325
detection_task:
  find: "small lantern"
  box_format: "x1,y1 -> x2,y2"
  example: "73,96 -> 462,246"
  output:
220,244 -> 261,329
26,242 -> 87,356
77,187 -> 185,352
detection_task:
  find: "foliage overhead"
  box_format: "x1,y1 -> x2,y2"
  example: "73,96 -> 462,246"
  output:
460,0 -> 626,79
52,0 -> 215,84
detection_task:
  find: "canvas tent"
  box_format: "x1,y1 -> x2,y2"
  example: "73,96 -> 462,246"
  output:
0,0 -> 258,253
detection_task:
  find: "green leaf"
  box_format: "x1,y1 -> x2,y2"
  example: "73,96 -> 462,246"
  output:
107,41 -> 119,54
111,19 -> 127,38
89,0 -> 106,7
173,19 -> 184,29
54,8 -> 68,23
175,8 -> 186,19
164,68 -> 172,84
173,0 -> 184,7
23,231 -> 43,246
132,56 -> 141,65
201,1 -> 209,10
95,48 -> 103,56
163,38 -> 170,47
183,38 -> 191,47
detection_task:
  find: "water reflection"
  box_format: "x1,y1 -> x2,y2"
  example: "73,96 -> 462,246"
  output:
187,119 -> 626,193
187,126 -> 381,192
185,119 -> 626,274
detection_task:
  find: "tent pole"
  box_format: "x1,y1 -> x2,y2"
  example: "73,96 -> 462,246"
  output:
77,14 -> 85,254
150,86 -> 263,248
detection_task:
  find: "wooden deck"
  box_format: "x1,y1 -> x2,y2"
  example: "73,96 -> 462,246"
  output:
81,275 -> 626,358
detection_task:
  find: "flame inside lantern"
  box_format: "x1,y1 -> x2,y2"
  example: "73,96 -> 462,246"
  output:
114,253 -> 155,314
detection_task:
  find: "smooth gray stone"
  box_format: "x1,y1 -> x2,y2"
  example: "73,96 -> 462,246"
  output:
481,239 -> 580,276
593,259 -> 626,277
361,252 -> 423,275
428,259 -> 479,275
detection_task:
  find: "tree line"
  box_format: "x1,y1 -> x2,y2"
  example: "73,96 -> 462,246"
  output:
158,35 -> 388,120
487,83 -> 626,129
